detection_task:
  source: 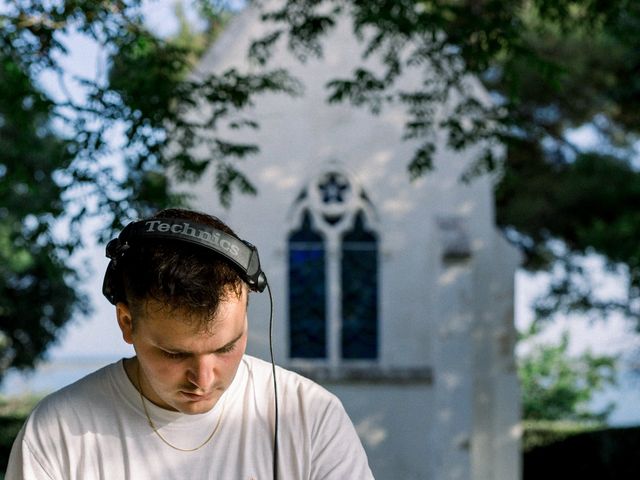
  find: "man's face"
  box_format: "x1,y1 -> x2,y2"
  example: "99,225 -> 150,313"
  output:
116,290 -> 248,414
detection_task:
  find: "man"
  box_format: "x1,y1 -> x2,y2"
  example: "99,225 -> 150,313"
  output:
6,208 -> 374,479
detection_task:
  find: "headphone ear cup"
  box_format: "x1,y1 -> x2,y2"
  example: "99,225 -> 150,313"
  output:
254,272 -> 267,293
102,261 -> 124,305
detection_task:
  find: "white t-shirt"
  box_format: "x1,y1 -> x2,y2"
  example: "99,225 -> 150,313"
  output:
6,355 -> 374,479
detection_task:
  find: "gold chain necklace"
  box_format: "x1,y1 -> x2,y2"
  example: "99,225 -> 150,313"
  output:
136,363 -> 225,452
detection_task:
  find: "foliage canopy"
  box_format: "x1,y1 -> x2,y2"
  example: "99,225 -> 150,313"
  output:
519,330 -> 617,422
0,0 -> 639,380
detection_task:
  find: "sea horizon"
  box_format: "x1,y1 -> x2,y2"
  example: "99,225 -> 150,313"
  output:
0,354 -> 125,398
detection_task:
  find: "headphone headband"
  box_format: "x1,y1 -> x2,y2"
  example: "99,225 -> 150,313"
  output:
102,217 -> 267,304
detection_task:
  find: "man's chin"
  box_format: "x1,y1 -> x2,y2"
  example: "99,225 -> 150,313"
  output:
179,403 -> 215,415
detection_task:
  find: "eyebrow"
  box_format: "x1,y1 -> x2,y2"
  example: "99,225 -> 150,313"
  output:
158,329 -> 245,355
213,330 -> 244,353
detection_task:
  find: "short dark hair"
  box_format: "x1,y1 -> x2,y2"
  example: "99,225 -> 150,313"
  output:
119,208 -> 245,321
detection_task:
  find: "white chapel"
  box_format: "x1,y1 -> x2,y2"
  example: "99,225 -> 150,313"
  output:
183,3 -> 523,479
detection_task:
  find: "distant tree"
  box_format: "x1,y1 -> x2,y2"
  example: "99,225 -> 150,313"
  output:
0,0 -> 298,381
519,329 -> 617,422
0,47 -> 86,375
1,0 -> 640,381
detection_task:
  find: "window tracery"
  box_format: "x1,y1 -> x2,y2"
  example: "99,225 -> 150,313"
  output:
287,167 -> 379,364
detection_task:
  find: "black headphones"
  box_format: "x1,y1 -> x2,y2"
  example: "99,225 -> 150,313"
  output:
102,217 -> 267,305
101,216 -> 278,479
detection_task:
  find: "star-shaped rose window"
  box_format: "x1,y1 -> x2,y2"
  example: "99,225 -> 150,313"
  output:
318,172 -> 350,205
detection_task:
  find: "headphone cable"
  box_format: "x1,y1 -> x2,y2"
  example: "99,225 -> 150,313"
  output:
266,278 -> 279,480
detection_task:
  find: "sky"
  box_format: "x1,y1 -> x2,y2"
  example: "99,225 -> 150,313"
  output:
2,0 -> 640,426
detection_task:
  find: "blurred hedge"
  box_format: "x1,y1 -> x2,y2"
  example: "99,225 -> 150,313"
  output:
523,420 -> 603,451
0,397 -> 38,478
1,416 -> 26,477
524,422 -> 640,479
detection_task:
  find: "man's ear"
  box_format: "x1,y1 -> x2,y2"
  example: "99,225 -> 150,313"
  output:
116,302 -> 134,344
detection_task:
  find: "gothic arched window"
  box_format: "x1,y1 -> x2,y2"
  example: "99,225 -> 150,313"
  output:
287,168 -> 379,364
288,210 -> 326,359
341,211 -> 378,359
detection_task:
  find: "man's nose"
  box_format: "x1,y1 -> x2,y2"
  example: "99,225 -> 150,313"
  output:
187,355 -> 215,390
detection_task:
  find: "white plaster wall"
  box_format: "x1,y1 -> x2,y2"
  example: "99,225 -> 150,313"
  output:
470,231 -> 523,480
327,383 -> 435,480
187,2 -> 499,366
182,3 -> 521,479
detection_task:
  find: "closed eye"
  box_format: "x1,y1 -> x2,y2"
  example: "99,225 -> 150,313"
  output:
161,350 -> 188,360
215,342 -> 237,354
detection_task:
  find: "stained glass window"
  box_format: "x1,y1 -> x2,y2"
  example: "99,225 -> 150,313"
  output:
288,170 -> 379,363
341,211 -> 378,359
288,210 -> 327,358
